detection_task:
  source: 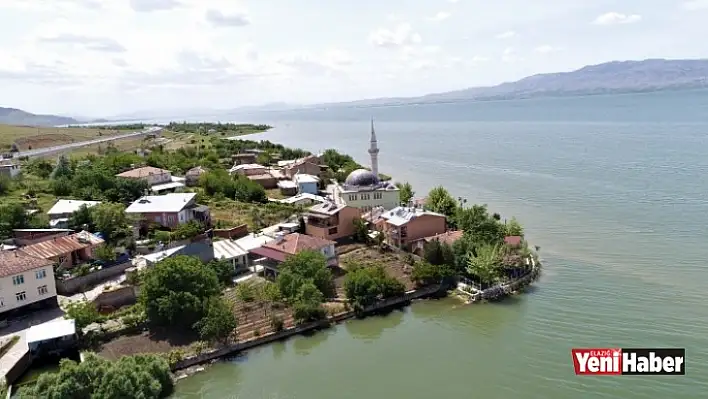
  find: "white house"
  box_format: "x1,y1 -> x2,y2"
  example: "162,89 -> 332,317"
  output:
47,200 -> 101,228
116,166 -> 173,187
0,250 -> 57,317
125,193 -> 210,228
293,173 -> 319,195
212,240 -> 249,271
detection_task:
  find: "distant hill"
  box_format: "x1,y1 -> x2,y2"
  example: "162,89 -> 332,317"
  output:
0,107 -> 79,126
315,59 -> 708,108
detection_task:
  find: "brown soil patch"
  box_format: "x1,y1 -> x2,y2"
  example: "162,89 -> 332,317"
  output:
224,283 -> 296,342
97,328 -> 199,360
339,247 -> 417,291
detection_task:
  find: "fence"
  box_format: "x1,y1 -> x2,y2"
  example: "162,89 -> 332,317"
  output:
56,261 -> 133,295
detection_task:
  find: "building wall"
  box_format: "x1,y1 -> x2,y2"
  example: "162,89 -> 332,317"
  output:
0,164 -> 21,179
250,176 -> 277,189
298,181 -> 319,195
236,167 -> 267,176
385,214 -> 447,248
146,172 -> 172,186
337,187 -> 400,211
0,265 -> 57,314
306,206 -> 361,241
286,162 -> 320,178
140,211 -> 182,228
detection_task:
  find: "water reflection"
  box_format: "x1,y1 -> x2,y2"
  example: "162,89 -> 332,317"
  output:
291,328 -> 332,356
344,308 -> 404,342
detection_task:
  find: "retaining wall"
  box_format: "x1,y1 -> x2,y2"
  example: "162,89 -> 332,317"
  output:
56,261 -> 133,295
93,286 -> 139,309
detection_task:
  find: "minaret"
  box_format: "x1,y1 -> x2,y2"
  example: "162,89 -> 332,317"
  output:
368,118 -> 379,177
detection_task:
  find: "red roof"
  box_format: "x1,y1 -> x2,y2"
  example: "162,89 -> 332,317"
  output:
424,230 -> 463,245
22,232 -> 104,260
263,233 -> 335,255
0,250 -> 54,277
250,246 -> 288,262
504,236 -> 522,246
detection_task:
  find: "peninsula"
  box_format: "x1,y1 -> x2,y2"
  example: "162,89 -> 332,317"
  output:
0,120 -> 540,398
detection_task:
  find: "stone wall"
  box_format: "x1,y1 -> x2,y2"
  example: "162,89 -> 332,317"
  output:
214,225 -> 248,240
56,261 -> 133,295
93,286 -> 139,309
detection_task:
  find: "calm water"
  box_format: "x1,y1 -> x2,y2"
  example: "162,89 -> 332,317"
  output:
174,91 -> 708,398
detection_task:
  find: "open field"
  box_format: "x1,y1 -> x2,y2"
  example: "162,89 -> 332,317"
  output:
0,124 -> 128,151
339,246 -> 417,291
209,199 -> 297,230
97,328 -> 199,360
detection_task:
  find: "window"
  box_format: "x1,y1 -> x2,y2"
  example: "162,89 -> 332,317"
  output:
373,192 -> 382,200
328,227 -> 338,235
167,215 -> 175,224
15,291 -> 26,302
12,275 -> 24,285
35,269 -> 47,279
360,193 -> 370,200
38,285 -> 48,296
348,194 -> 358,201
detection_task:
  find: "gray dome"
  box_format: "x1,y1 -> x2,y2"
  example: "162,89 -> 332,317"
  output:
345,169 -> 379,186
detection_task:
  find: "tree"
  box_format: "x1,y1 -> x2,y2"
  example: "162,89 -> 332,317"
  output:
93,245 -> 117,262
352,217 -> 369,243
207,258 -> 234,287
91,202 -> 131,243
170,220 -> 203,240
425,186 -> 458,220
50,154 -> 72,180
64,300 -> 102,330
276,250 -> 335,301
235,282 -> 256,303
68,204 -> 95,231
194,297 -> 236,344
411,261 -> 453,287
257,281 -> 283,303
0,201 -> 31,239
466,244 -> 502,287
140,256 -> 221,329
422,240 -> 455,267
0,175 -> 11,195
395,181 -> 414,205
504,217 -> 524,237
344,265 -> 405,311
456,204 -> 505,245
19,353 -> 173,399
292,282 -> 326,323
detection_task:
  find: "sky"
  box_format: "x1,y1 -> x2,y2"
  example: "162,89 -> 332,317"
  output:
1,0 -> 707,117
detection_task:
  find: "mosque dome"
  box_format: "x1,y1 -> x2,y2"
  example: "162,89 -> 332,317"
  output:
345,169 -> 379,187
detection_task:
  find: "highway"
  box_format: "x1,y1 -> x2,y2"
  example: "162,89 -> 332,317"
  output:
5,126 -> 163,159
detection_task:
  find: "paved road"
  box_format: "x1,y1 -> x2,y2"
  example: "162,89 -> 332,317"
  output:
5,126 -> 162,159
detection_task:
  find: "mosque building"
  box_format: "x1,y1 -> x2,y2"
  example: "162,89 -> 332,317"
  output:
332,120 -> 400,211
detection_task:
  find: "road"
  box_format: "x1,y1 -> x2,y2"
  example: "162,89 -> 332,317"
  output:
5,126 -> 163,159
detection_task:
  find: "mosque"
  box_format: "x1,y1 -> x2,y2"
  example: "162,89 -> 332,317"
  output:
331,120 -> 400,211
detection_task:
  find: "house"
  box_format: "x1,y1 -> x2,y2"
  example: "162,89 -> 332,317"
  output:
213,239 -> 249,271
250,233 -> 337,275
411,230 -> 463,255
283,155 -> 321,178
26,319 -> 77,359
13,229 -> 74,246
133,240 -> 215,268
277,180 -> 298,196
247,173 -> 278,189
305,202 -> 362,241
230,163 -> 267,176
0,250 -> 58,318
125,193 -> 210,229
116,166 -> 172,186
373,206 -> 447,250
232,153 -> 257,165
0,159 -> 21,179
47,199 -> 101,228
185,166 -> 208,186
293,173 -> 319,195
275,193 -> 328,207
21,231 -> 105,268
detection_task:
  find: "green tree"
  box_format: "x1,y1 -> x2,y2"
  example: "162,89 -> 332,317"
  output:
292,281 -> 326,323
344,264 -> 405,311
68,204 -> 95,231
456,204 -> 505,245
194,297 -> 236,344
170,220 -> 203,240
207,258 -> 234,287
91,202 -> 131,243
50,154 -> 73,180
466,244 -> 502,286
0,175 -> 11,195
395,181 -> 415,205
422,240 -> 455,267
0,201 -> 30,239
235,282 -> 257,302
276,250 -> 335,301
425,186 -> 458,220
93,245 -> 117,262
140,255 -> 221,329
64,300 -> 102,330
352,217 -> 369,243
257,281 -> 283,303
411,261 -> 453,287
504,216 -> 524,237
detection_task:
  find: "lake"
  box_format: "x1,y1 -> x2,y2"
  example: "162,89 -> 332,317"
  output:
173,90 -> 708,398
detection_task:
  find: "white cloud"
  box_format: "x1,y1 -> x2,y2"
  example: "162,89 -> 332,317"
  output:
495,30 -> 516,39
430,11 -> 451,22
682,0 -> 708,10
369,23 -> 422,48
593,12 -> 642,25
39,33 -> 126,52
534,45 -> 561,54
501,47 -> 523,63
129,0 -> 182,12
449,0 -> 460,3
205,9 -> 250,27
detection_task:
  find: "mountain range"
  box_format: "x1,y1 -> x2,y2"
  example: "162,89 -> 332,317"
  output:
3,58 -> 708,125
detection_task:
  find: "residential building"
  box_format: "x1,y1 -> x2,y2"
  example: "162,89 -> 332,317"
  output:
294,173 -> 319,195
250,233 -> 337,275
332,120 -> 400,211
230,163 -> 267,176
26,319 -> 77,359
47,199 -> 101,228
133,240 -> 215,268
116,166 -> 172,186
0,159 -> 21,179
373,206 -> 447,250
283,155 -> 321,178
213,239 -> 249,271
247,173 -> 278,189
21,231 -> 105,268
232,153 -> 257,165
411,230 -> 463,255
277,180 -> 298,196
125,193 -> 210,229
13,229 -> 74,246
0,250 -> 58,317
185,166 -> 208,186
305,202 -> 362,241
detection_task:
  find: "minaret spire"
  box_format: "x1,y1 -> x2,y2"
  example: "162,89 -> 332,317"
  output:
368,118 -> 380,178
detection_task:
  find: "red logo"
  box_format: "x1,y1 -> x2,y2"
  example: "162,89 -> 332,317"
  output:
572,348 -> 622,375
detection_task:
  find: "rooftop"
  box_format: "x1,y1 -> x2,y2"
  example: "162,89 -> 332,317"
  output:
141,245 -> 185,263
247,173 -> 275,180
47,199 -> 101,216
378,206 -> 446,227
294,173 -> 319,184
125,193 -> 197,213
277,180 -> 297,189
150,181 -> 186,192
230,163 -> 266,173
213,239 -> 248,260
235,233 -> 275,251
116,166 -> 171,179
186,166 -> 208,176
278,193 -> 328,205
422,230 -> 464,245
22,231 -> 104,260
0,250 -> 54,278
308,201 -> 346,216
27,319 -> 76,344
263,232 -> 335,255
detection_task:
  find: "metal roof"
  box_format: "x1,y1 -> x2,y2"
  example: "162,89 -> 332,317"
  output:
125,193 -> 196,213
27,319 -> 76,343
213,240 -> 248,260
47,200 -> 101,216
0,250 -> 54,278
250,246 -> 287,262
21,231 -> 104,260
150,181 -> 186,192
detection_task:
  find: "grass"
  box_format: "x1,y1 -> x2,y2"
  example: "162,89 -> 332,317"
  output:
209,199 -> 299,230
265,188 -> 287,200
0,124 -> 128,151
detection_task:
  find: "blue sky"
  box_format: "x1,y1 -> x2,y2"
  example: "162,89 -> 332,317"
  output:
0,0 -> 706,117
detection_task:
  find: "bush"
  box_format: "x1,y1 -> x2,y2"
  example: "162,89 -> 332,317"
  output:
270,315 -> 285,332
